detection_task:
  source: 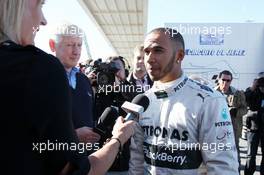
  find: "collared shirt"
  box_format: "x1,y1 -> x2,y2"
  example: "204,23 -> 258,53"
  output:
132,73 -> 150,91
215,86 -> 237,105
66,67 -> 79,89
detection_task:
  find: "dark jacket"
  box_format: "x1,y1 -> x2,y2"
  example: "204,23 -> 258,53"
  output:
245,87 -> 264,131
71,72 -> 95,128
127,72 -> 153,89
0,41 -> 90,175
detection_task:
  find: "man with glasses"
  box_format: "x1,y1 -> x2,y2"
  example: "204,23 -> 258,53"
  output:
215,70 -> 248,172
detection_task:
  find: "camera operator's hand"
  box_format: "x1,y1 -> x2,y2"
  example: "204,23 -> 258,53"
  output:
76,127 -> 100,144
87,71 -> 96,80
112,117 -> 135,146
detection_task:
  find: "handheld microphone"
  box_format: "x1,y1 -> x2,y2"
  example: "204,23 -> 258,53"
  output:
122,94 -> 149,121
93,106 -> 118,136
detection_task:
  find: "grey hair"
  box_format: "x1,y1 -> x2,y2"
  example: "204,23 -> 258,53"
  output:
51,22 -> 84,43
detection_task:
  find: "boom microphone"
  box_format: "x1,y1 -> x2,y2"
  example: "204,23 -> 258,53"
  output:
122,94 -> 149,121
93,106 -> 118,136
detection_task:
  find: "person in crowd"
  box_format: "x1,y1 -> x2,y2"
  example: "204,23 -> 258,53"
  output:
127,44 -> 153,93
94,56 -> 129,118
129,27 -> 239,175
49,23 -> 100,145
0,0 -> 135,174
215,70 -> 248,171
79,62 -> 87,74
93,56 -> 132,175
244,73 -> 264,175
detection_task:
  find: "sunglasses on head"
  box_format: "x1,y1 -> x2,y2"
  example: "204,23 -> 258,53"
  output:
221,79 -> 231,82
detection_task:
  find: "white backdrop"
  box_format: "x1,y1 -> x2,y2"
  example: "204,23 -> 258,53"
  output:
165,23 -> 264,90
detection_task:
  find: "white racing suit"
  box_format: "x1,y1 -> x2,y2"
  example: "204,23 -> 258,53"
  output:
129,74 -> 239,175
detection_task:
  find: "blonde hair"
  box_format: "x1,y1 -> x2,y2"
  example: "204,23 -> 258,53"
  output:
0,0 -> 26,43
133,44 -> 144,56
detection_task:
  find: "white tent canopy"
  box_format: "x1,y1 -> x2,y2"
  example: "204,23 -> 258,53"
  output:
78,0 -> 148,63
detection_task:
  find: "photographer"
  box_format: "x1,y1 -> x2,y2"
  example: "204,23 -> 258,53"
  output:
90,56 -> 132,118
244,75 -> 264,175
0,0 -> 135,175
91,56 -> 132,174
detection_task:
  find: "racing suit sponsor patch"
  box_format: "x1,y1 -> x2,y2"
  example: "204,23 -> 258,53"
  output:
221,108 -> 229,120
142,125 -> 189,141
143,142 -> 202,169
214,121 -> 232,127
154,78 -> 188,99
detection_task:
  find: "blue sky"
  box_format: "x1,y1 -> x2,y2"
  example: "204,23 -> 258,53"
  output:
148,0 -> 264,28
35,0 -> 264,62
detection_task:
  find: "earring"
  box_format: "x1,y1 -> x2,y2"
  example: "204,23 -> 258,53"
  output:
176,60 -> 180,64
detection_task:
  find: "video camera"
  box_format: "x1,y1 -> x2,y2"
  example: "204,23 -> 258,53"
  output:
90,58 -> 121,86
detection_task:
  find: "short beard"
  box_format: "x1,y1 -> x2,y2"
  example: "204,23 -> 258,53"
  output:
150,50 -> 176,81
163,50 -> 176,76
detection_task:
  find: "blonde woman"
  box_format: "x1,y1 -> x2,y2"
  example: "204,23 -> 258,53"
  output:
0,0 -> 135,175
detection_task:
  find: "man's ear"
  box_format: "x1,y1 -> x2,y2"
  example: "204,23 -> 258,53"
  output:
49,39 -> 56,52
176,49 -> 185,63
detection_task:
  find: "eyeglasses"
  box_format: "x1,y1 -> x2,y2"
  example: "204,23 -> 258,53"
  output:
221,79 -> 231,82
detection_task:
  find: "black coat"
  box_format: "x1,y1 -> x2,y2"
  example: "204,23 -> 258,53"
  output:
0,41 -> 90,175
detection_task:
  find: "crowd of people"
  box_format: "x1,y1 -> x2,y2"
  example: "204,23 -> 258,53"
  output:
1,0 -> 264,175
